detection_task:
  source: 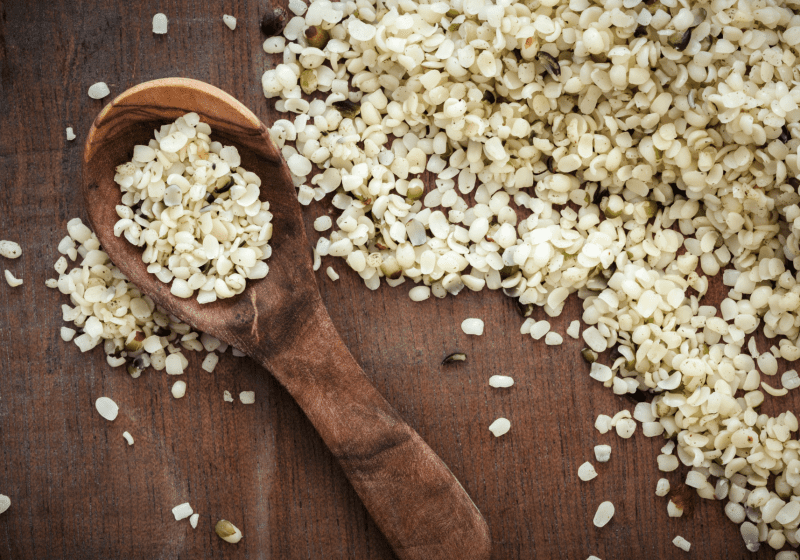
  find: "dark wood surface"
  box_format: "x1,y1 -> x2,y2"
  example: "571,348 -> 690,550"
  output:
0,1 -> 791,559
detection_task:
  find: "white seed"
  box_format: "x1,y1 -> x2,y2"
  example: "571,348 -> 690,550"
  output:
0,240 -> 21,259
4,270 -> 22,287
123,431 -> 134,445
667,500 -> 684,517
672,536 -> 691,552
409,286 -> 431,302
172,502 -> 193,521
578,462 -> 597,481
202,353 -> 219,373
95,397 -> 119,421
152,13 -> 168,34
314,216 -> 332,231
545,332 -> 563,345
0,494 -> 10,514
488,418 -> 510,437
594,445 -> 611,463
222,14 -> 237,30
489,375 -> 514,388
165,353 -> 185,375
88,82 -> 110,99
172,381 -> 187,399
590,363 -> 612,383
658,454 -> 680,472
593,501 -> 615,527
326,266 -> 339,281
530,320 -> 550,340
239,391 -> 255,404
223,390 -> 234,403
461,318 -> 484,336
566,320 -> 580,339
615,418 -> 636,439
66,127 -> 76,141
190,513 -> 199,528
655,478 -> 670,496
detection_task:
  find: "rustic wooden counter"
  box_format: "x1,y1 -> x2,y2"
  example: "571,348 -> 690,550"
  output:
0,1 -> 787,558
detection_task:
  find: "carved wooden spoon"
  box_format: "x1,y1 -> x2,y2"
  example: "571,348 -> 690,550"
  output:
81,77 -> 491,560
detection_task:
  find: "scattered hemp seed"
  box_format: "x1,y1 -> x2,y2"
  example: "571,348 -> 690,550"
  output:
667,499 -> 684,518
66,127 -> 76,141
223,14 -> 237,30
672,536 -> 691,552
87,82 -> 110,99
594,445 -> 611,463
326,266 -> 339,281
122,431 -> 134,446
172,381 -> 187,399
489,375 -> 514,388
578,462 -> 598,481
4,270 -> 22,287
461,318 -> 484,336
441,352 -> 466,365
95,397 -> 119,421
0,494 -> 10,515
239,391 -> 255,404
488,418 -> 511,437
190,513 -> 199,529
215,519 -> 243,543
172,502 -> 193,521
593,501 -> 615,528
152,13 -> 168,34
0,240 -> 21,259
223,390 -> 234,403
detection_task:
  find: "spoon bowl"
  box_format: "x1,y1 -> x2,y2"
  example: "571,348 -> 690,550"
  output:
82,77 -> 491,560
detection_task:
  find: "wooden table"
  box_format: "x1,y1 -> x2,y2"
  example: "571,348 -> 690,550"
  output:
0,1 -> 789,558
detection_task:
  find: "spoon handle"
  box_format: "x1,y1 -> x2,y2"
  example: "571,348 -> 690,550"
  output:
260,302 -> 491,560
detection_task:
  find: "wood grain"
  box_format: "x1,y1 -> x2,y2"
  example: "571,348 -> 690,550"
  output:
0,1 -> 793,559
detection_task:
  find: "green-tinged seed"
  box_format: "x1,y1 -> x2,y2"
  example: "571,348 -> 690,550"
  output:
581,348 -> 598,363
500,264 -> 519,279
305,25 -> 330,49
300,69 -> 318,95
442,352 -> 466,365
644,201 -> 658,218
516,300 -> 533,318
449,23 -> 460,32
667,28 -> 692,51
332,99 -> 361,119
380,256 -> 402,279
127,356 -> 145,379
604,208 -> 623,219
215,519 -> 243,543
124,331 -> 145,352
406,183 -> 424,201
446,9 -> 459,17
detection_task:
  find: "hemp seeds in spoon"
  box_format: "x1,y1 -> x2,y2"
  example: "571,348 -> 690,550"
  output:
113,112 -> 273,304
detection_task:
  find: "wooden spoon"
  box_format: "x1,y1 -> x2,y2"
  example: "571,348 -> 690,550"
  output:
81,77 -> 491,560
